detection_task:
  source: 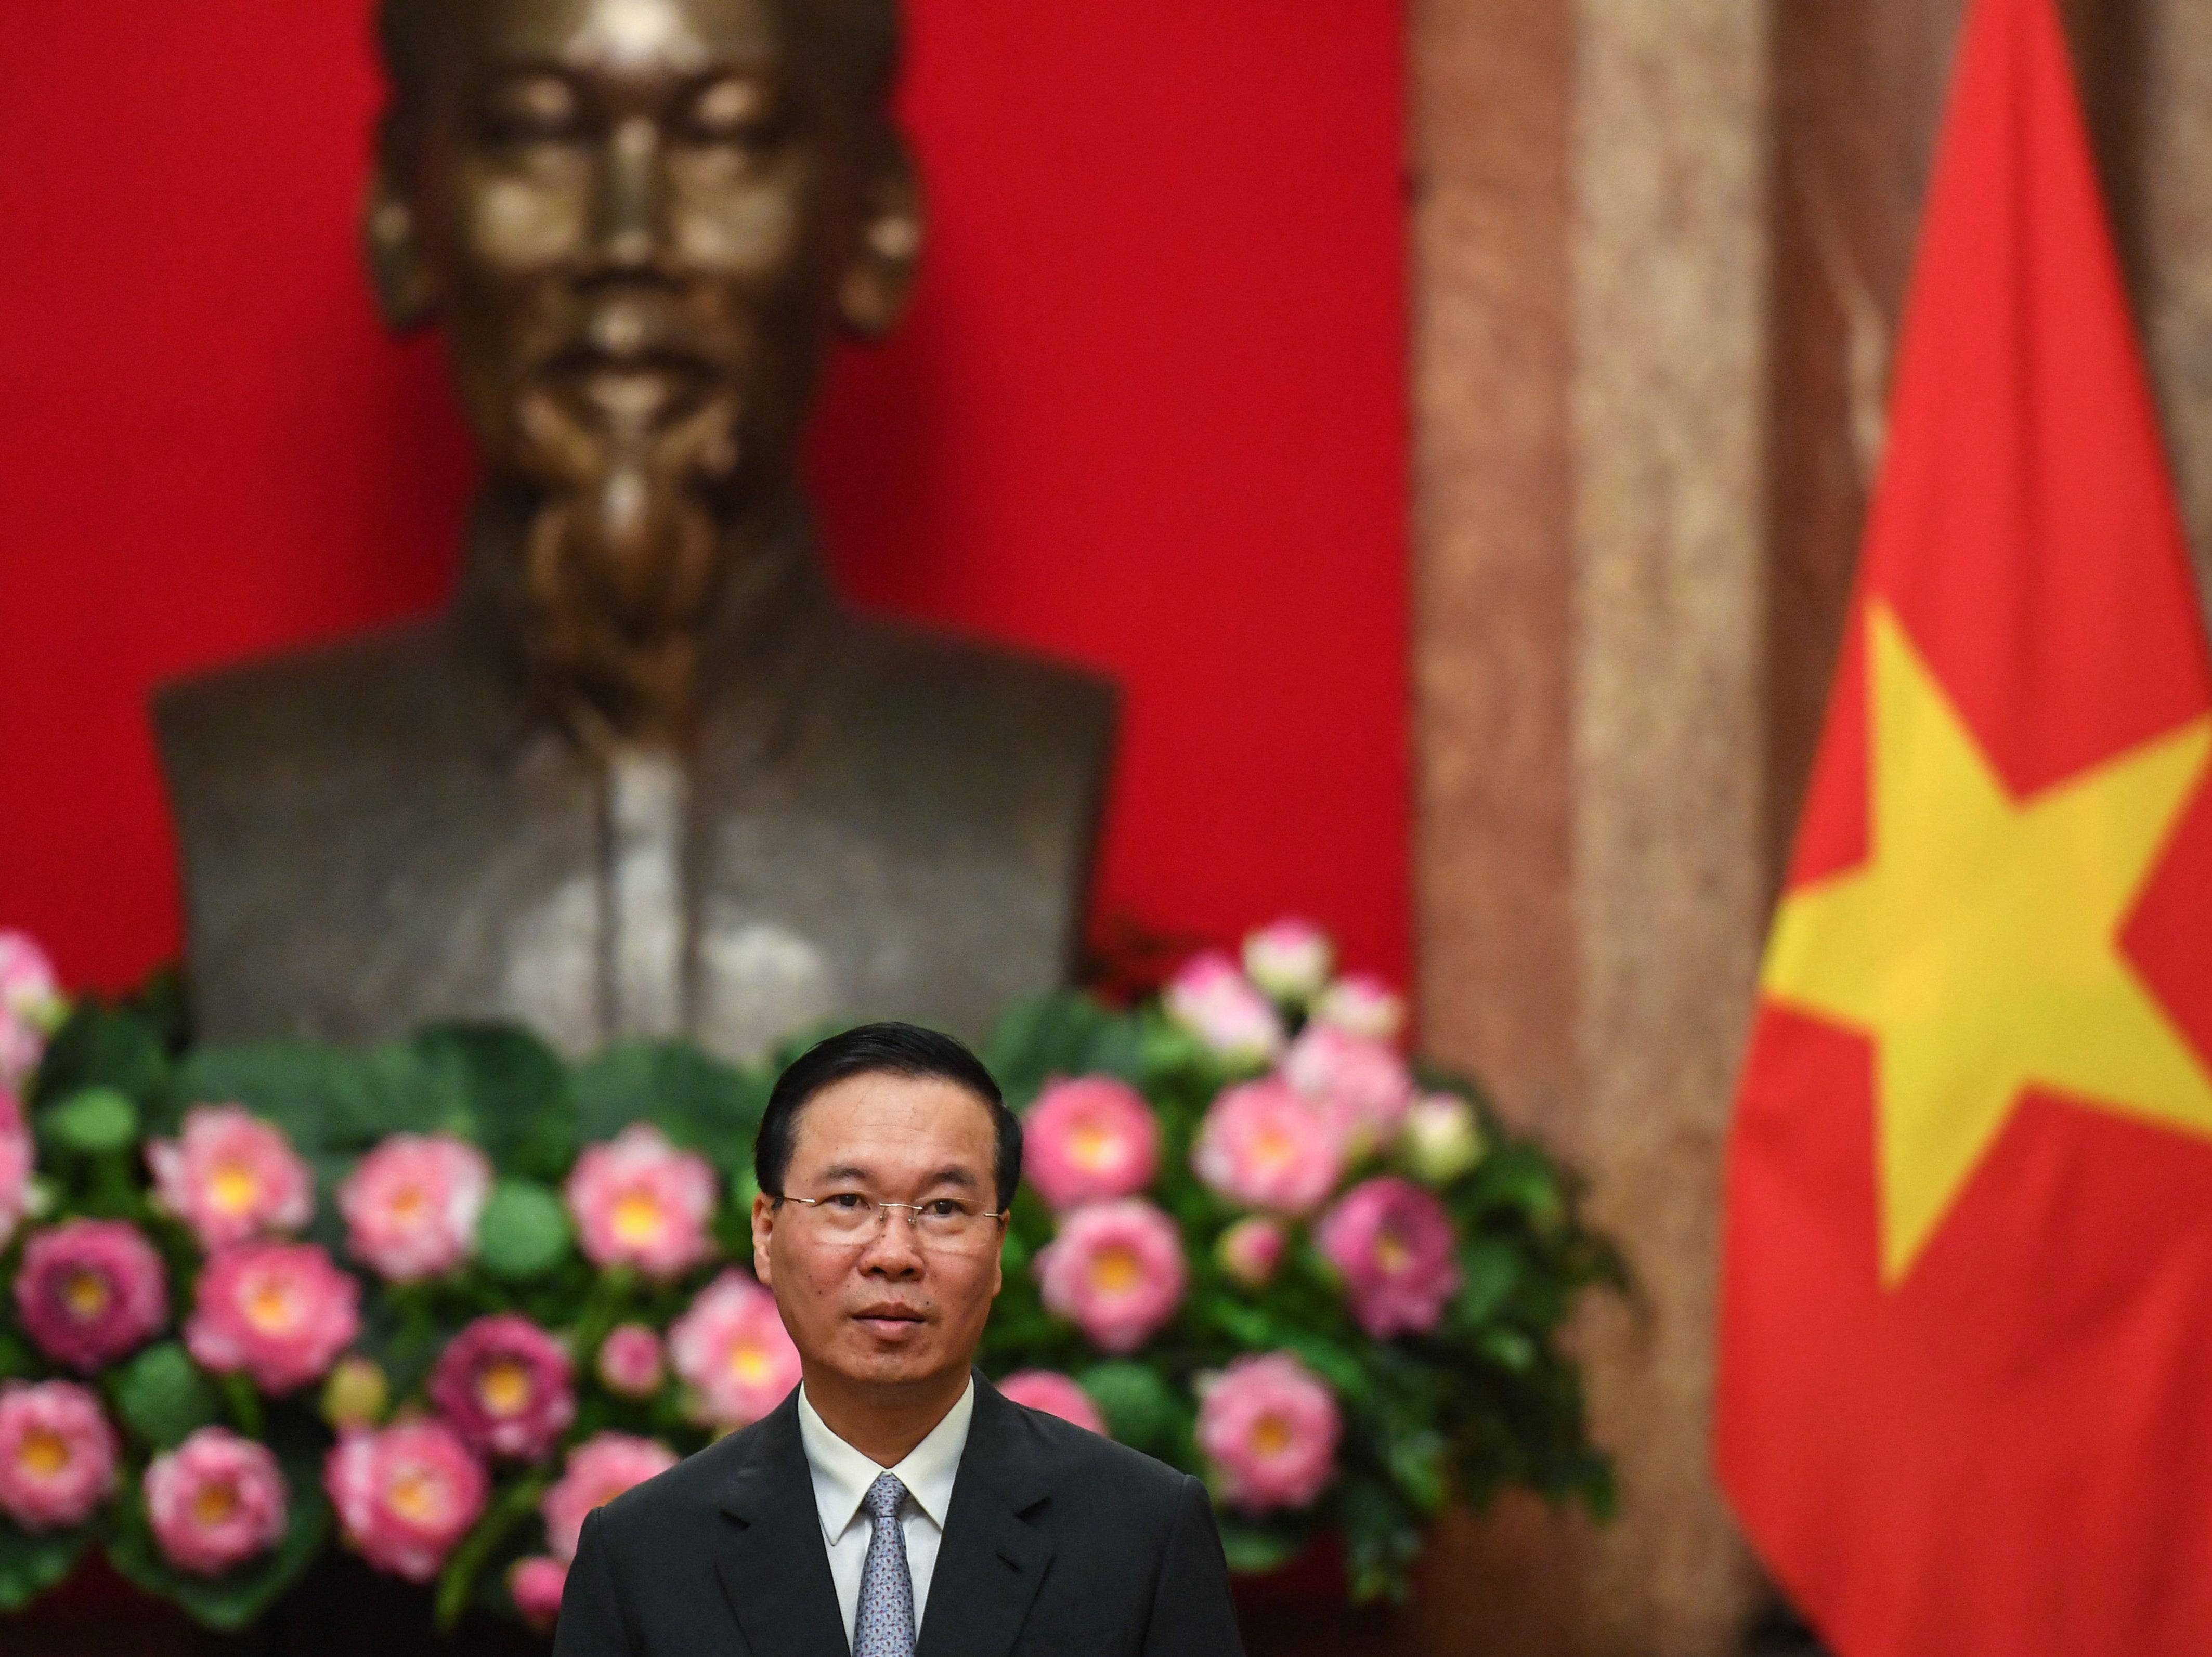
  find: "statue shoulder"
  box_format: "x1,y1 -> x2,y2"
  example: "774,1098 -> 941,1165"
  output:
826,616 -> 1119,772
153,620 -> 479,792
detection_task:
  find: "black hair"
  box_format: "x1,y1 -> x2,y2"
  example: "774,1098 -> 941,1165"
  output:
755,1022 -> 1021,1211
373,0 -> 902,164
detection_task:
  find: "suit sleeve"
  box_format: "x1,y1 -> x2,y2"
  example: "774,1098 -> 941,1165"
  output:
1140,1475 -> 1247,1657
554,1506 -> 636,1657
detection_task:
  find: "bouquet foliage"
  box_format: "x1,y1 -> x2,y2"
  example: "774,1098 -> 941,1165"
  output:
0,921 -> 1619,1632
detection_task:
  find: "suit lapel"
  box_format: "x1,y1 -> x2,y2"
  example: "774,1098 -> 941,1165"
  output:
914,1379 -> 1054,1657
717,1393 -> 850,1657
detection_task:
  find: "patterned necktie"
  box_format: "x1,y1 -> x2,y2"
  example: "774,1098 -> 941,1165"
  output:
854,1471 -> 916,1657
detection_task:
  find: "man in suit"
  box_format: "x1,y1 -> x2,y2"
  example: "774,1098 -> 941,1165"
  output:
553,1022 -> 1246,1656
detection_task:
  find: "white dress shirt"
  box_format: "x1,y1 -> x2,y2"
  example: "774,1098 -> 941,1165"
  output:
797,1377 -> 975,1648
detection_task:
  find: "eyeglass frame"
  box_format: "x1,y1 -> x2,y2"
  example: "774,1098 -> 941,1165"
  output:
768,1190 -> 1010,1243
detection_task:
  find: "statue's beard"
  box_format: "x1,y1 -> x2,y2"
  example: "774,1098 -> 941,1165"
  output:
506,380 -> 743,745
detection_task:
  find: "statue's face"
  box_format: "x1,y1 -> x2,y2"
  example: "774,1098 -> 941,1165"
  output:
378,0 -> 915,733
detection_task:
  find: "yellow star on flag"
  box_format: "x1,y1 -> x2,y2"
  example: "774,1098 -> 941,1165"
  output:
1761,603 -> 2212,1283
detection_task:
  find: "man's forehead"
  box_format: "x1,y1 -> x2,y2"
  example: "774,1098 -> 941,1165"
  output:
458,0 -> 790,73
789,1074 -> 996,1164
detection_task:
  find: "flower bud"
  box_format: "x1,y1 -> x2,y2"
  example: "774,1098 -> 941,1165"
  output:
1241,919 -> 1334,1007
1398,1093 -> 1486,1186
321,1355 -> 389,1432
1215,1217 -> 1287,1289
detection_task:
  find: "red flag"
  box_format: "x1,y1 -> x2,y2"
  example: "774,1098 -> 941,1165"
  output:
1716,0 -> 2212,1651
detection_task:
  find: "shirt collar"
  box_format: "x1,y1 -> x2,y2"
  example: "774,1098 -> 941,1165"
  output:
797,1376 -> 977,1541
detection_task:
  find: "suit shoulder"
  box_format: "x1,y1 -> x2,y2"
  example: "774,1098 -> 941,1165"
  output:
831,617 -> 1118,752
592,1420 -> 760,1545
1008,1403 -> 1195,1516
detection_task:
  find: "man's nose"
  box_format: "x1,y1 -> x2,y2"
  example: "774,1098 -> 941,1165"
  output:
857,1211 -> 926,1274
592,116 -> 666,271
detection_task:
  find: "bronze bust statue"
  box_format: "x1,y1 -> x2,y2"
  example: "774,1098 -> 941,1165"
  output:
155,0 -> 1114,1060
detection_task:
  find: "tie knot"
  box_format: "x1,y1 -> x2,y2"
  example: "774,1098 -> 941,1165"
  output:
862,1470 -> 907,1521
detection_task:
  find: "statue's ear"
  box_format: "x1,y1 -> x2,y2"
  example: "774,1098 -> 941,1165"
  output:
362,166 -> 436,333
837,138 -> 924,340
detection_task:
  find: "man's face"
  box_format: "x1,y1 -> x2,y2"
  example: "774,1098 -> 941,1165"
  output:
751,1074 -> 1005,1395
397,0 -> 892,722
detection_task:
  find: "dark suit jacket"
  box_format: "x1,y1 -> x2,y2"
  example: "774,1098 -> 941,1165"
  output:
553,1374 -> 1246,1657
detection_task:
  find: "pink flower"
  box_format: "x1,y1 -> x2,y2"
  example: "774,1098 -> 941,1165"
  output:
1315,1177 -> 1462,1337
668,1270 -> 801,1429
1190,1078 -> 1344,1216
1312,973 -> 1406,1044
1282,1024 -> 1415,1154
147,1105 -> 314,1250
144,1427 -> 288,1576
1196,1353 -> 1341,1512
16,1219 -> 169,1372
510,1555 -> 569,1627
540,1432 -> 679,1564
324,1419 -> 487,1583
595,1324 -> 665,1400
1033,1199 -> 1187,1353
338,1134 -> 491,1283
428,1314 -> 576,1462
0,1090 -> 33,1253
1163,952 -> 1284,1067
997,1371 -> 1107,1435
0,932 -> 63,1088
186,1240 -> 360,1394
1023,1078 -> 1160,1211
1215,1216 -> 1287,1288
565,1126 -> 717,1279
1242,918 -> 1334,1005
0,1381 -> 118,1530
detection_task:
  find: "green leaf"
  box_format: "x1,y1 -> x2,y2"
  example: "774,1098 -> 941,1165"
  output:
985,992 -> 1118,1105
1476,1327 -> 1538,1373
42,1087 -> 141,1155
110,1342 -> 221,1449
1453,1238 -> 1524,1325
1077,1361 -> 1180,1453
1385,1429 -> 1450,1515
105,1457 -> 330,1633
1467,1144 -> 1564,1225
0,1334 -> 33,1381
172,1040 -> 463,1157
477,1179 -> 575,1283
414,1023 -> 576,1179
0,1520 -> 88,1612
1216,1520 -> 1305,1575
572,1041 -> 766,1174
29,1002 -> 169,1111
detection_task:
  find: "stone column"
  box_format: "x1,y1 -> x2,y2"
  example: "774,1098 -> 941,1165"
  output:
2143,0 -> 2212,605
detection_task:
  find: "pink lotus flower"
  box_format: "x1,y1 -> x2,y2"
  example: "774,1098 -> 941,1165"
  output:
541,1432 -> 680,1564
338,1134 -> 491,1283
147,1105 -> 314,1250
0,1090 -> 33,1253
997,1371 -> 1107,1435
0,1380 -> 118,1530
1282,1024 -> 1415,1154
1190,1078 -> 1344,1216
595,1324 -> 665,1400
16,1219 -> 169,1372
1312,973 -> 1406,1043
1196,1353 -> 1341,1512
1242,918 -> 1334,1006
510,1554 -> 569,1627
428,1314 -> 576,1462
565,1125 -> 717,1279
186,1240 -> 360,1394
668,1270 -> 801,1428
324,1419 -> 487,1583
1215,1216 -> 1287,1288
0,932 -> 63,1088
1033,1199 -> 1187,1353
1315,1177 -> 1462,1337
1163,952 -> 1284,1067
144,1426 -> 288,1576
1023,1078 -> 1160,1211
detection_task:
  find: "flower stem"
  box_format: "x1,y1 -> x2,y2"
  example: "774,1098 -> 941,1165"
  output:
433,1472 -> 547,1634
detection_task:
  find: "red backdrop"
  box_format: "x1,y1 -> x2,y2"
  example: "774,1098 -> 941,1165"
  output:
0,3 -> 1408,1003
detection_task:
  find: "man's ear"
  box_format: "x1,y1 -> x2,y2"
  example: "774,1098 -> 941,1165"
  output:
837,138 -> 924,340
750,1191 -> 778,1287
362,165 -> 436,333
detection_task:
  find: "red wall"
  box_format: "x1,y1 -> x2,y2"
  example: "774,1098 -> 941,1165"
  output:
0,4 -> 1409,1003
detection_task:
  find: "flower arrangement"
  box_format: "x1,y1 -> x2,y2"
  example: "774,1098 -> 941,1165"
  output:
0,919 -> 1619,1630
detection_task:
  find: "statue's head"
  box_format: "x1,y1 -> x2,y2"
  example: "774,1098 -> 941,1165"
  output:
366,0 -> 922,738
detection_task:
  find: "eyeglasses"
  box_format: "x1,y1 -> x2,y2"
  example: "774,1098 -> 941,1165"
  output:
773,1191 -> 1008,1254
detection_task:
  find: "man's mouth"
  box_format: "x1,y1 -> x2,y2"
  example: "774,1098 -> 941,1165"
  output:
852,1304 -> 929,1337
